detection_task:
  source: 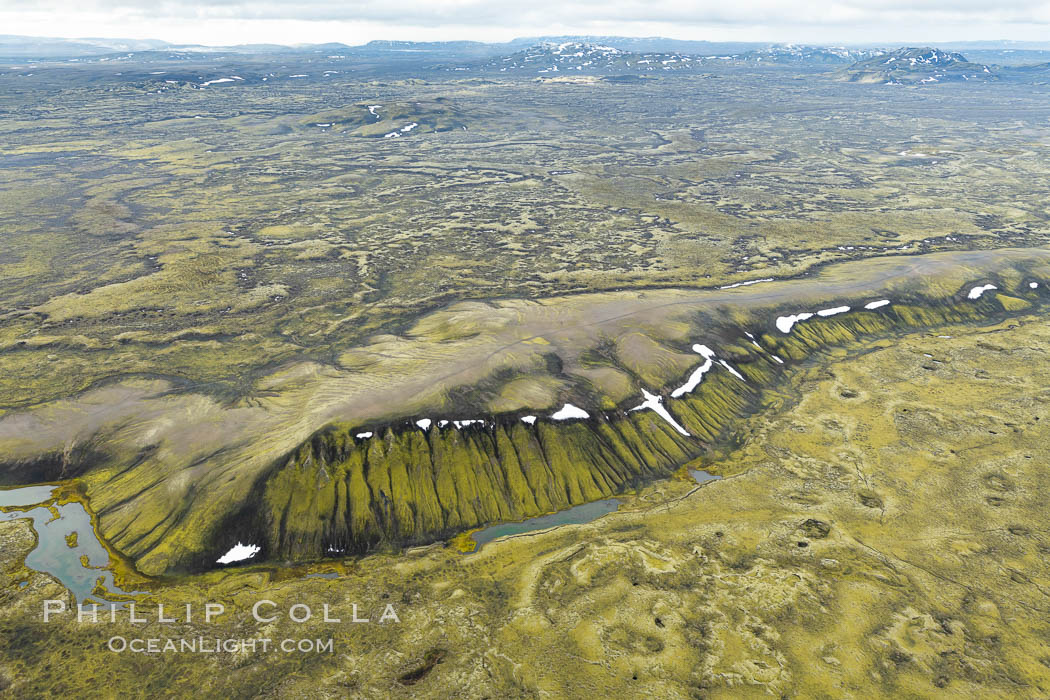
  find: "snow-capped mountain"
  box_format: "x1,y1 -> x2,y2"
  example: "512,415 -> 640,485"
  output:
725,45 -> 886,64
471,42 -> 708,75
461,42 -> 892,76
842,47 -> 996,84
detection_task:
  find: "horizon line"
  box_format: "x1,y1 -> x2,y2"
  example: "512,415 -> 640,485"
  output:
4,32 -> 1049,51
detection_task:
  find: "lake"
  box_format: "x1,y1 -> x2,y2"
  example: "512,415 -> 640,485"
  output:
1,484 -> 141,605
467,498 -> 621,553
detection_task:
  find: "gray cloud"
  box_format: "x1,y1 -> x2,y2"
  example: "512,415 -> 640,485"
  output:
8,0 -> 1050,25
3,0 -> 1049,45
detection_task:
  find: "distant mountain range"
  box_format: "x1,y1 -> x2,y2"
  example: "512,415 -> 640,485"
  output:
719,45 -> 886,64
458,42 -> 892,75
472,42 -> 707,75
0,34 -> 763,60
841,47 -> 995,84
0,34 -> 170,57
3,34 -> 1050,85
4,32 -> 1050,62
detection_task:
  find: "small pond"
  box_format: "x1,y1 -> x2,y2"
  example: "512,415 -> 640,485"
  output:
1,485 -> 141,604
467,498 -> 621,553
690,469 -> 722,485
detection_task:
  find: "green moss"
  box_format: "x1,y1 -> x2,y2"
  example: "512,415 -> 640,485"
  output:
247,274 -> 1050,563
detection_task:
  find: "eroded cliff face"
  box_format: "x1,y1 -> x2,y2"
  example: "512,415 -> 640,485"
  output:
260,368 -> 764,560
252,282 -> 1038,564
2,248 -> 1048,573
9,310 -> 1050,698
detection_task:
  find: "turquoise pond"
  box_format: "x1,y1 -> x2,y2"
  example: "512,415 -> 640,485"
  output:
467,498 -> 621,553
1,485 -> 140,605
466,469 -> 723,553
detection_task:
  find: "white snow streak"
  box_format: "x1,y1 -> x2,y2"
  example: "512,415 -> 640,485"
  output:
629,389 -> 690,436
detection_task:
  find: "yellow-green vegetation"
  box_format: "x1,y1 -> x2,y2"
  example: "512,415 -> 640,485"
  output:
5,55 -> 1050,697
449,531 -> 478,554
256,262 -> 1048,566
2,248 -> 1050,574
3,71 -> 1050,417
3,60 -> 1050,580
64,531 -> 77,548
261,410 -> 701,559
4,310 -> 1050,697
297,99 -> 472,137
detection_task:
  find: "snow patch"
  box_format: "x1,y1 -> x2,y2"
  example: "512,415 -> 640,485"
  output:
776,313 -> 814,334
521,415 -> 537,425
864,299 -> 891,310
217,542 -> 260,564
719,360 -> 746,381
630,389 -> 690,436
817,306 -> 850,317
416,419 -> 432,430
671,359 -> 713,397
671,345 -> 720,398
967,284 -> 997,300
692,344 -> 717,359
551,403 -> 589,420
355,431 -> 373,439
200,77 -> 241,87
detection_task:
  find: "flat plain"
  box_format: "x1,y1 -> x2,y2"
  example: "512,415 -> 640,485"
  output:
3,65 -> 1049,411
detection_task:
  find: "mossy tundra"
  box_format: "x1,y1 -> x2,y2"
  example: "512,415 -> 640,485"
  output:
2,247 -> 1049,576
4,306 -> 1050,697
4,58 -> 1050,697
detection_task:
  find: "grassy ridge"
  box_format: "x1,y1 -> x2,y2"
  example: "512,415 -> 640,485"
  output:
2,249 -> 1047,574
253,285 -> 1040,563
262,412 -> 701,559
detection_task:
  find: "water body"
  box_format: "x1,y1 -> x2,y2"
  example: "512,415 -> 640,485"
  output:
0,485 -> 139,604
0,485 -> 55,509
467,498 -> 620,553
690,469 -> 722,485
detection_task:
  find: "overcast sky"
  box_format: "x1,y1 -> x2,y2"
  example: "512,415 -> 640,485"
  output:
2,0 -> 1050,46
